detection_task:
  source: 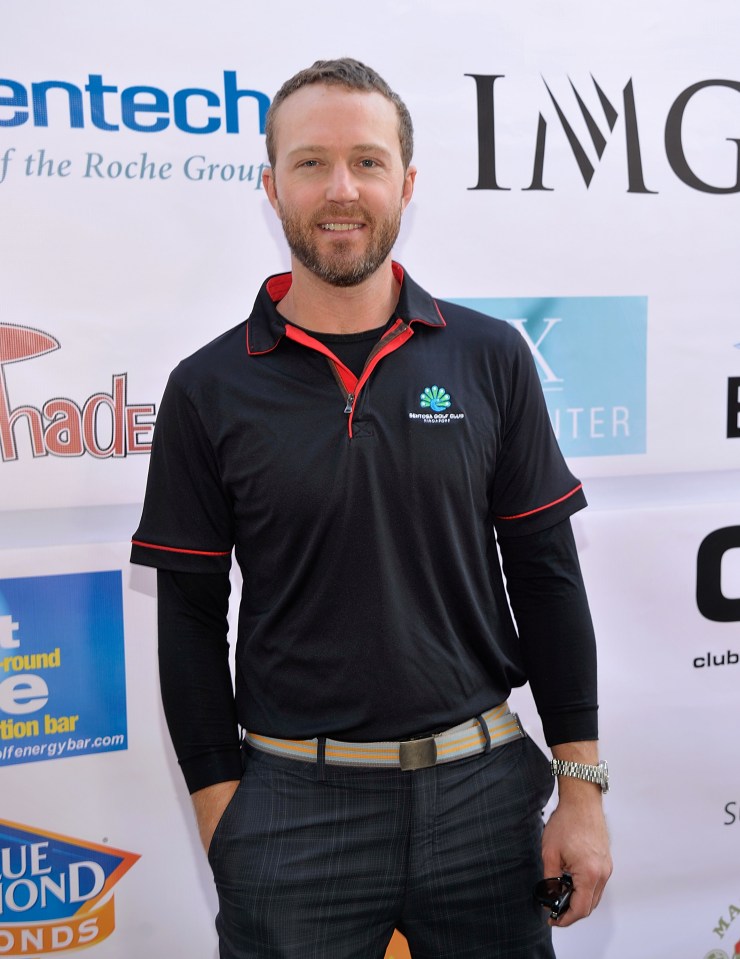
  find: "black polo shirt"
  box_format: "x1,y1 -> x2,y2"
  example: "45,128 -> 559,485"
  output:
132,264 -> 587,743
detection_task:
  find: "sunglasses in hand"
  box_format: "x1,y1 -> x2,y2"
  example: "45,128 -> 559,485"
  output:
534,873 -> 573,921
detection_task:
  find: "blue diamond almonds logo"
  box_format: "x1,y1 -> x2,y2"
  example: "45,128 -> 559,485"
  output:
0,819 -> 139,954
420,386 -> 452,412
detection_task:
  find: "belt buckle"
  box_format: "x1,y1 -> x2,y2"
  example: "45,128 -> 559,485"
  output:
399,736 -> 437,771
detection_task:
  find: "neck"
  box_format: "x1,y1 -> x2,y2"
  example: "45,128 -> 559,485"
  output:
276,258 -> 400,334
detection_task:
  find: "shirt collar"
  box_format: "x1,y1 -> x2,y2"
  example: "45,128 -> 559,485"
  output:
246,262 -> 446,356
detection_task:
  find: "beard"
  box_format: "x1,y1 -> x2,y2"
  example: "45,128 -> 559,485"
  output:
277,199 -> 403,287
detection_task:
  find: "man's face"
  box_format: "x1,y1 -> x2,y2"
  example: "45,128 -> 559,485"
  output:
263,84 -> 415,287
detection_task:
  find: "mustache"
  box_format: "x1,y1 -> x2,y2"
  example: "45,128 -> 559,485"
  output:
313,206 -> 373,221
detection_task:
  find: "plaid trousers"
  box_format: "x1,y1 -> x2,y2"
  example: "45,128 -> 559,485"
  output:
208,734 -> 556,959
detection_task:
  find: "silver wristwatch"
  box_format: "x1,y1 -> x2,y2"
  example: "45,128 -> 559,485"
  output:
550,759 -> 609,794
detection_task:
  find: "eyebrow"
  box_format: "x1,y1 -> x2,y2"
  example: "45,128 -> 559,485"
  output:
287,143 -> 393,159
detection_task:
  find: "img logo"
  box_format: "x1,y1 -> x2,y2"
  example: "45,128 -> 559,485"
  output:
0,820 -> 138,955
449,296 -> 647,457
420,385 -> 452,412
0,323 -> 155,462
468,73 -> 740,194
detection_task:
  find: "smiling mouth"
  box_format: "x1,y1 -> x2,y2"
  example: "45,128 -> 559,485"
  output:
319,223 -> 364,232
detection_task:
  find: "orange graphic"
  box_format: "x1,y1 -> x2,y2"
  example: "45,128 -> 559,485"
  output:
0,897 -> 115,955
385,929 -> 412,959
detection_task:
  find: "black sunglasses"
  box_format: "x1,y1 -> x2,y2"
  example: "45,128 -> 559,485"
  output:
534,873 -> 573,920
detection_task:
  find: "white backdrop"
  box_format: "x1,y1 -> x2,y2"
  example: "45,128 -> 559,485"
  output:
1,2 -> 739,957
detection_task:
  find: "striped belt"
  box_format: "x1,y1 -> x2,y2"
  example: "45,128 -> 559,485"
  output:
245,703 -> 525,771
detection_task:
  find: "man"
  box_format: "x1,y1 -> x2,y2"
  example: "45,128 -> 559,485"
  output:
132,58 -> 611,958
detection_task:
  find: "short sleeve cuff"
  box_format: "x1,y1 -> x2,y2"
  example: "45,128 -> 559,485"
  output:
494,484 -> 587,538
130,540 -> 232,574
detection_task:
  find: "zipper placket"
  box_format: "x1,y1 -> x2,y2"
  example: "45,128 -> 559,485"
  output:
285,319 -> 413,438
329,320 -> 412,437
327,361 -> 356,413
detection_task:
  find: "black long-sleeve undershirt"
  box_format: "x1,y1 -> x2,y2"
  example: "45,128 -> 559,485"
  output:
498,518 -> 598,745
157,568 -> 242,792
157,517 -> 597,793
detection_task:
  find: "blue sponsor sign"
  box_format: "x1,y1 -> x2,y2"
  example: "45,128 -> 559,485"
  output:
0,571 -> 127,766
0,819 -> 139,952
450,296 -> 647,457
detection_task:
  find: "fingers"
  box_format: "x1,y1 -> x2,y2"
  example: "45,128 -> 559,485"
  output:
547,859 -> 613,927
540,794 -> 613,928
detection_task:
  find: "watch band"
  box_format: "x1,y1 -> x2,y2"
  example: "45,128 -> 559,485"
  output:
550,759 -> 609,794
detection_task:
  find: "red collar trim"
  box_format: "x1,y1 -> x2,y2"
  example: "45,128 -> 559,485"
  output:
265,273 -> 292,302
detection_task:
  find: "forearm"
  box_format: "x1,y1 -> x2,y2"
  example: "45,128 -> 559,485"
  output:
498,518 -> 598,744
551,740 -> 599,764
540,737 -> 611,927
550,740 -> 603,804
191,780 -> 241,852
498,520 -> 612,922
157,568 -> 243,793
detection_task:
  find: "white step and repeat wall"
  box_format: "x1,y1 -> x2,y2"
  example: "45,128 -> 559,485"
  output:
1,2 -> 739,957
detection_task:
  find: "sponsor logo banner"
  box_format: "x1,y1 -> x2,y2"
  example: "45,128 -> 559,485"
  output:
702,895 -> 740,957
468,74 -> 740,194
0,819 -> 138,955
0,147 -> 268,187
728,375 -> 740,439
697,527 -> 740,624
0,71 -> 271,190
0,323 -> 155,463
0,71 -> 269,135
449,295 -> 647,458
0,571 -> 127,766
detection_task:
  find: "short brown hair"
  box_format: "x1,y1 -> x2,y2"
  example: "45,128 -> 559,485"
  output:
265,58 -> 414,170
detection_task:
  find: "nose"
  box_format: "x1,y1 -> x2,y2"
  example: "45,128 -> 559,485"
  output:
325,163 -> 359,204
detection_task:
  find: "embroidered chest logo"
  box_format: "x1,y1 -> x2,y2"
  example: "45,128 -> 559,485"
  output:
420,385 -> 451,412
409,385 -> 465,425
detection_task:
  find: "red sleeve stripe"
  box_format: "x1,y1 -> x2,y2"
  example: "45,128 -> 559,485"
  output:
495,484 -> 583,521
131,539 -> 231,557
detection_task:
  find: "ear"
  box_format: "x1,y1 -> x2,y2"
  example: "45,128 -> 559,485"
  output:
262,166 -> 281,217
401,165 -> 417,211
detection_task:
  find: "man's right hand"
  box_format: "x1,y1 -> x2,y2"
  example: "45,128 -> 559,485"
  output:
191,780 -> 241,853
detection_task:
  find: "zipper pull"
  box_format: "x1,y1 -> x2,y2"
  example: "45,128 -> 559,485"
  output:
343,393 -> 354,414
